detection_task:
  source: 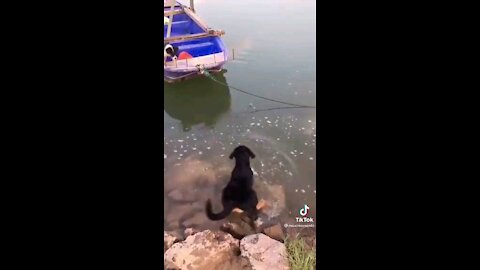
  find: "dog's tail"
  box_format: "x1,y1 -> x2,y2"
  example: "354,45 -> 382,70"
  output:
206,199 -> 234,220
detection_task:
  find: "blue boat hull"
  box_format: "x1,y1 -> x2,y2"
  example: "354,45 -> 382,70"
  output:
164,63 -> 225,83
164,3 -> 227,82
164,36 -> 228,83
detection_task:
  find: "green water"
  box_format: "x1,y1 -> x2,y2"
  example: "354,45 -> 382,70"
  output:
164,0 -> 316,229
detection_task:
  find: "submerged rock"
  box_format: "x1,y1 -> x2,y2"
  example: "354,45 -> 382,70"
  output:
164,158 -> 221,192
182,212 -> 209,228
165,158 -> 288,232
240,233 -> 290,270
166,204 -> 196,230
167,188 -> 198,203
184,227 -> 200,237
254,184 -> 286,219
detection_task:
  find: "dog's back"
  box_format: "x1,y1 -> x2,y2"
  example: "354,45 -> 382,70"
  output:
230,167 -> 253,187
206,145 -> 258,221
230,145 -> 255,187
223,179 -> 251,202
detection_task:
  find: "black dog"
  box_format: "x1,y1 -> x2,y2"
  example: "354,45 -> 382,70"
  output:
206,145 -> 259,226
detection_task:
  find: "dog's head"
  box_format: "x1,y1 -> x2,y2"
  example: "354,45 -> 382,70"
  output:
164,44 -> 179,60
229,145 -> 255,160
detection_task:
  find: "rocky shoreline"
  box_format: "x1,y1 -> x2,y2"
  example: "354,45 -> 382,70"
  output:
164,157 -> 316,269
164,224 -> 316,270
164,229 -> 290,270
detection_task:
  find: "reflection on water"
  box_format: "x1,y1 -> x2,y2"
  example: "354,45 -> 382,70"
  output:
164,71 -> 231,131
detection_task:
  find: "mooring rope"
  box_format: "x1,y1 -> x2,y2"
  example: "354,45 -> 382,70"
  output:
198,66 -> 317,110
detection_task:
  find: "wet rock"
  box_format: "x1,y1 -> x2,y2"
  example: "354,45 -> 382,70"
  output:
168,189 -> 183,201
164,231 -> 183,253
164,230 -> 240,270
184,227 -> 200,237
164,158 -> 219,192
254,184 -> 286,219
220,210 -> 262,240
222,207 -> 279,238
168,188 -> 198,203
166,204 -> 195,230
254,212 -> 281,232
164,197 -> 170,218
182,212 -> 209,228
214,165 -> 233,181
262,223 -> 285,242
190,201 -> 205,211
240,234 -> 290,270
253,214 -> 267,229
194,187 -> 216,205
221,222 -> 247,240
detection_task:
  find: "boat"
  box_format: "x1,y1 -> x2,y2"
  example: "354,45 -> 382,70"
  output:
164,0 -> 228,83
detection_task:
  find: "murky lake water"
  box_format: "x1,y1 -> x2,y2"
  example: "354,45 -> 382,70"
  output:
164,0 -> 316,231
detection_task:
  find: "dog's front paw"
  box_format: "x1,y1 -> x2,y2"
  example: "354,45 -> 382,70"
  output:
256,199 -> 267,211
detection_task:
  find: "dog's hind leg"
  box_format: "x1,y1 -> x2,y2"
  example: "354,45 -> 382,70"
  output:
240,193 -> 259,229
243,207 -> 259,231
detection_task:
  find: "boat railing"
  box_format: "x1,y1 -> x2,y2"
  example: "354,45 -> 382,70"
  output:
164,50 -> 227,69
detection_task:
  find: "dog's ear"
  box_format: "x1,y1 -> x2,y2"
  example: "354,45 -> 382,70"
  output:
229,151 -> 235,159
173,46 -> 179,55
246,148 -> 255,159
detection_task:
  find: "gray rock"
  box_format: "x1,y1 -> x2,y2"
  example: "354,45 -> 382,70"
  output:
164,261 -> 181,270
164,231 -> 183,253
240,233 -> 290,270
164,230 -> 240,270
